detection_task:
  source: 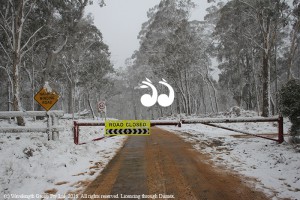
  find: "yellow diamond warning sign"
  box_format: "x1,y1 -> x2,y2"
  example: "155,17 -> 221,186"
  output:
34,87 -> 59,111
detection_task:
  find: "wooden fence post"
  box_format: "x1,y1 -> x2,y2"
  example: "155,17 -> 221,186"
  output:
46,113 -> 52,141
52,113 -> 59,140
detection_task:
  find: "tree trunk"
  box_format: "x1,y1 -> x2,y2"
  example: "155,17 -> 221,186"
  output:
176,74 -> 188,114
150,108 -> 154,120
200,72 -> 214,113
200,83 -> 207,114
78,93 -> 82,114
287,20 -> 299,80
68,82 -> 73,114
83,93 -> 86,109
184,70 -> 191,115
248,86 -> 253,110
202,96 -> 207,114
42,37 -> 68,85
131,89 -> 137,120
12,59 -> 25,125
7,82 -> 11,111
42,52 -> 54,86
31,65 -> 35,111
206,74 -> 219,113
270,95 -> 275,116
1,66 -> 13,112
193,98 -> 198,114
88,93 -> 96,119
251,49 -> 260,115
176,93 -> 181,114
60,85 -> 65,111
238,57 -> 243,109
274,43 -> 278,114
175,81 -> 187,114
73,82 -> 77,117
261,49 -> 270,117
12,1 -> 26,126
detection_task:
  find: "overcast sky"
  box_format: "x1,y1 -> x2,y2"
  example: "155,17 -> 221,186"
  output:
85,0 -> 211,69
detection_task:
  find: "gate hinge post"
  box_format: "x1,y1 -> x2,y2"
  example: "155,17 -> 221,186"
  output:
178,121 -> 182,127
278,116 -> 284,144
74,121 -> 79,145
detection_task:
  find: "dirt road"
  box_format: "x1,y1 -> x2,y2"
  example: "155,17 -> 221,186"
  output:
81,127 -> 268,200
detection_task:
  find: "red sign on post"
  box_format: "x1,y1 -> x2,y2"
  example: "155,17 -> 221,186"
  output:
98,101 -> 106,113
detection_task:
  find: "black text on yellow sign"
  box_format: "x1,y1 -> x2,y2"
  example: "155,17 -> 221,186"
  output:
34,88 -> 59,111
105,120 -> 150,135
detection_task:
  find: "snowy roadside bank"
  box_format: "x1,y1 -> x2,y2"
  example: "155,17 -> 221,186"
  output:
0,118 -> 127,198
161,115 -> 300,200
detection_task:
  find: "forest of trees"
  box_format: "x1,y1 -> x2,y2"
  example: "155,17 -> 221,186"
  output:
109,0 -> 300,120
0,0 -> 113,125
0,0 -> 299,123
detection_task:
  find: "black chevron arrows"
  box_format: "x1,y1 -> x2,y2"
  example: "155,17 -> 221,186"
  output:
105,128 -> 150,135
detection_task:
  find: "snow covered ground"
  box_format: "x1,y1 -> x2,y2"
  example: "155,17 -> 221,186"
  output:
1,111 -> 299,200
161,111 -> 300,200
0,118 -> 127,199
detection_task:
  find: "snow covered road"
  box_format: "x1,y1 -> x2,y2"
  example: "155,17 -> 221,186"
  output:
162,118 -> 300,200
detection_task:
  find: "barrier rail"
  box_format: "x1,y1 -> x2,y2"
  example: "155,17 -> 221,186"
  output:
0,111 -> 64,140
73,116 -> 284,145
182,116 -> 284,143
73,120 -> 182,145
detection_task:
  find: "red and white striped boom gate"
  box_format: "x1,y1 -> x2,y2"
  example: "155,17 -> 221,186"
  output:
73,116 -> 284,145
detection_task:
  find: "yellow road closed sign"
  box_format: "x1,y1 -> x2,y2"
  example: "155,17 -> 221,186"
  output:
105,120 -> 150,135
34,88 -> 59,111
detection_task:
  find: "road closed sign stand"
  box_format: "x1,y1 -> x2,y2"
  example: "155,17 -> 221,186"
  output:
97,101 -> 106,120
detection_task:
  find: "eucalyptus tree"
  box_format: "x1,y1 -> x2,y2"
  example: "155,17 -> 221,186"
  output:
212,0 -> 289,116
0,0 -> 52,125
287,0 -> 300,80
131,0 -> 215,115
52,16 -> 113,116
0,0 -> 108,125
212,0 -> 259,111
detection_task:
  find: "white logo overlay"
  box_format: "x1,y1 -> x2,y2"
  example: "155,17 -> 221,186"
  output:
139,78 -> 175,107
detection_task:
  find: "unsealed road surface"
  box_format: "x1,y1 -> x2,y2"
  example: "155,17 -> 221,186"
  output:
81,127 -> 268,200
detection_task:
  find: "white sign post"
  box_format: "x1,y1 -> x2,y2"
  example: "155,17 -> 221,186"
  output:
97,101 -> 106,120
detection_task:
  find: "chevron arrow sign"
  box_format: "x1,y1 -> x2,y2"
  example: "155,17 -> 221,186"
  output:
105,120 -> 150,136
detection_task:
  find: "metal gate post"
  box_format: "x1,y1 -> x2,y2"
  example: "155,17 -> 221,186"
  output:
278,116 -> 284,144
74,121 -> 79,145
